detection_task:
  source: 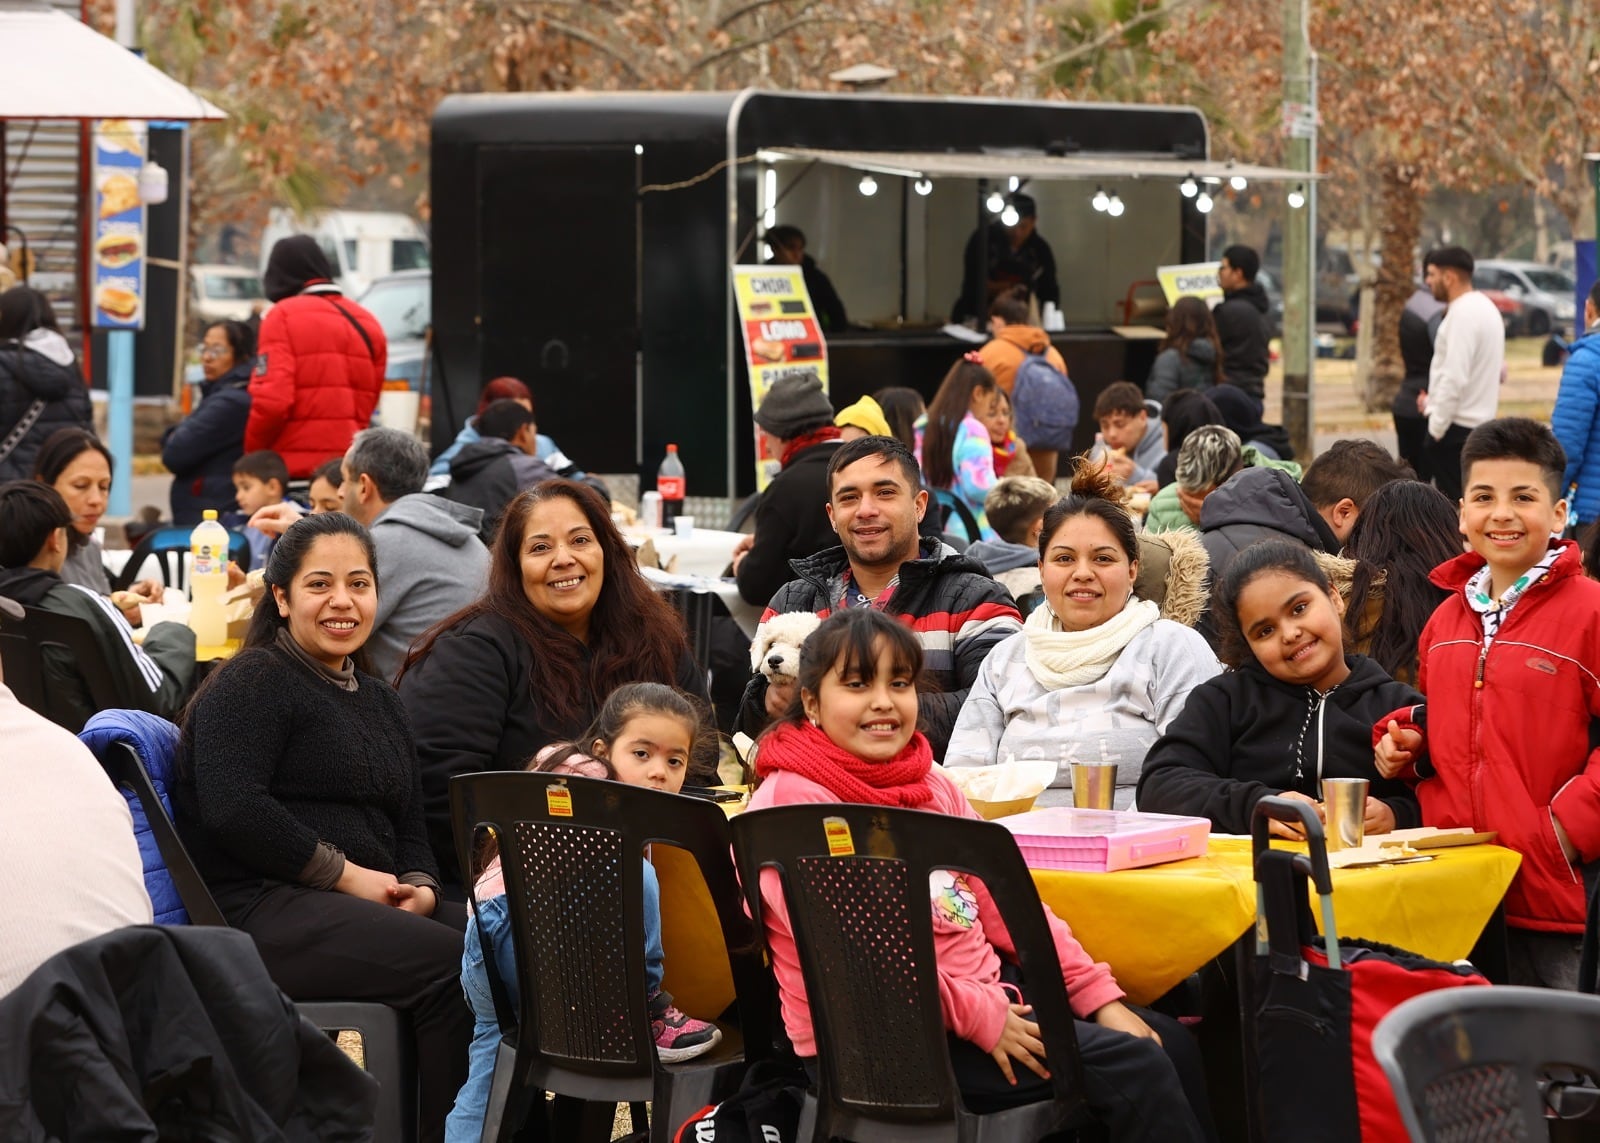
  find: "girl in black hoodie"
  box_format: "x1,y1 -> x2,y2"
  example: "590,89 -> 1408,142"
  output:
1137,540 -> 1421,837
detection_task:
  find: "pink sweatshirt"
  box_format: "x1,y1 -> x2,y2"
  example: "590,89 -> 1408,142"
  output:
746,768 -> 1125,1057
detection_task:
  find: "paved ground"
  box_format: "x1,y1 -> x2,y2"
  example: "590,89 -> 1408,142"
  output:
107,339 -> 1565,550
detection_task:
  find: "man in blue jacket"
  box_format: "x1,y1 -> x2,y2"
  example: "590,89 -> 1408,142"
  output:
1552,282 -> 1600,530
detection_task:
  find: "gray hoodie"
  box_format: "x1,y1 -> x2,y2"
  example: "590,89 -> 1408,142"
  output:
1145,338 -> 1218,406
1087,398 -> 1167,484
368,493 -> 490,682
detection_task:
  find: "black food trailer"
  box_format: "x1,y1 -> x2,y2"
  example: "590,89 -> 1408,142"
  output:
430,90 -> 1304,501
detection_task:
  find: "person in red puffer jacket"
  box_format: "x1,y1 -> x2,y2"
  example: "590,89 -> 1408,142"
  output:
245,236 -> 386,478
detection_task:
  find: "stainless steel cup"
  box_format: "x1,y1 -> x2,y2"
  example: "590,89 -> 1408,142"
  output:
1071,762 -> 1117,811
1321,777 -> 1369,851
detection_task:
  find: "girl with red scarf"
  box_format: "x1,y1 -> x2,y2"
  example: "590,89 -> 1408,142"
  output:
746,609 -> 1214,1141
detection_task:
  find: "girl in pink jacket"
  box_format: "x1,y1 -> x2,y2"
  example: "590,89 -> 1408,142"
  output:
746,608 -> 1213,1141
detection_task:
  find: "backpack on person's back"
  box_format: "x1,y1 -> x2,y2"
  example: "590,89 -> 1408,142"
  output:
1010,352 -> 1078,452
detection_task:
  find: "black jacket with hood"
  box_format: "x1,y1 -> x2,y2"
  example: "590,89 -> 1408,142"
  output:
1199,465 -> 1340,576
0,332 -> 92,482
443,437 -> 563,544
0,924 -> 377,1141
1136,654 -> 1422,834
1212,282 -> 1273,401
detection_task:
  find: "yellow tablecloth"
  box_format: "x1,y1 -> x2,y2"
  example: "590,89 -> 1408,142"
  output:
657,833 -> 1522,1013
1035,837 -> 1521,1005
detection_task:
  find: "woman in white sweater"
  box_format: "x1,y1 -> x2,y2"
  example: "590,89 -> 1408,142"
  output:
947,459 -> 1220,807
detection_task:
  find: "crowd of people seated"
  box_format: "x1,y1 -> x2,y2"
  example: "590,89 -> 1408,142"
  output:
6,263 -> 1600,1143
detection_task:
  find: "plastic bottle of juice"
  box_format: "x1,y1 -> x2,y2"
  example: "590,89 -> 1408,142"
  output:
188,509 -> 229,646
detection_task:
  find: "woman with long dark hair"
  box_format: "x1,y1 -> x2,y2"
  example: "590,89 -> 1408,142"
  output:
397,479 -> 710,886
874,386 -> 926,454
1146,296 -> 1223,405
0,286 -> 91,483
915,355 -> 1000,543
1344,480 -> 1462,683
161,319 -> 257,524
172,511 -> 471,1143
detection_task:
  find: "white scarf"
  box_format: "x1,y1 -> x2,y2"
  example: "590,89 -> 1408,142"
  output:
1023,595 -> 1161,689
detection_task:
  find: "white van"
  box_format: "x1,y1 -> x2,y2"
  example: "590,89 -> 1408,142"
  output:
258,209 -> 429,298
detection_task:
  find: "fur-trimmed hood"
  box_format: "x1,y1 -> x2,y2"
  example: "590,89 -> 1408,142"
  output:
1134,528 -> 1211,628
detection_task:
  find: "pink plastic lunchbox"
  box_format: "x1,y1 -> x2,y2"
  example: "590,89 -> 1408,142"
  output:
995,807 -> 1211,872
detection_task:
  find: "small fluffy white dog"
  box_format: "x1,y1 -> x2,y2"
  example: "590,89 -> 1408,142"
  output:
750,611 -> 822,683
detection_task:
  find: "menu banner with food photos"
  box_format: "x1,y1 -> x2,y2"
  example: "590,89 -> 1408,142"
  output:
732,264 -> 830,491
91,119 -> 148,331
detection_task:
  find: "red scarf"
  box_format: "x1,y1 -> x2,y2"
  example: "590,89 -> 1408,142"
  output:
755,720 -> 936,808
992,431 -> 1019,477
780,425 -> 841,469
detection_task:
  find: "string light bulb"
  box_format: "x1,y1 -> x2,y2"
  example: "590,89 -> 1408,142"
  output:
1000,205 -> 1020,226
858,174 -> 878,197
1107,194 -> 1125,218
913,178 -> 933,196
1180,174 -> 1198,199
1287,184 -> 1307,209
986,190 -> 1005,213
1195,191 -> 1214,214
1229,174 -> 1248,192
1091,186 -> 1110,212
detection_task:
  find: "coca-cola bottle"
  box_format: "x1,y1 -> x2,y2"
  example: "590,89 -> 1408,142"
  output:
656,443 -> 686,524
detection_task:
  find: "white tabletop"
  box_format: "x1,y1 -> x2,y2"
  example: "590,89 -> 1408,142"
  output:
623,526 -> 745,580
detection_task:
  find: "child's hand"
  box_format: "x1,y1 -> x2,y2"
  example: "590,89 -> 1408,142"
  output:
1093,999 -> 1162,1045
225,561 -> 247,590
1363,797 -> 1397,836
764,676 -> 796,721
1268,791 -> 1324,839
1374,720 -> 1421,779
990,1004 -> 1050,1086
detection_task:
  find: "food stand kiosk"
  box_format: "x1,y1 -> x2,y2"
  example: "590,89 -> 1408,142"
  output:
430,90 -> 1306,500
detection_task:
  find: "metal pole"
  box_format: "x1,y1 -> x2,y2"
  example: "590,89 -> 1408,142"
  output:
1280,0 -> 1315,460
106,0 -> 137,516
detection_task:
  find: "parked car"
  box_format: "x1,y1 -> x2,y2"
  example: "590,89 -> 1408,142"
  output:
359,269 -> 429,392
188,263 -> 265,335
1472,260 -> 1576,337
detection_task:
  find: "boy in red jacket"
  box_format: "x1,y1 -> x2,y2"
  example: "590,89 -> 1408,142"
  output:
1376,418 -> 1600,988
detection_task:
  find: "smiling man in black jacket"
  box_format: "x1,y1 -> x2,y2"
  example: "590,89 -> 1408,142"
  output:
1213,245 -> 1272,409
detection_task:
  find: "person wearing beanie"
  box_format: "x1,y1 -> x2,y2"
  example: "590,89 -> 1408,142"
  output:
243,236 -> 386,477
966,475 -> 1059,601
734,371 -> 843,607
835,394 -> 892,441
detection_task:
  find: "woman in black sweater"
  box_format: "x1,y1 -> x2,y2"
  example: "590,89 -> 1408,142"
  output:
397,479 -> 710,888
174,511 -> 472,1143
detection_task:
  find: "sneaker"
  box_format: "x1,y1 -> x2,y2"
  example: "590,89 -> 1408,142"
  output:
649,992 -> 722,1062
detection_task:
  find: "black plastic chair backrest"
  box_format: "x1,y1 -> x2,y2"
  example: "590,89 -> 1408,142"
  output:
1373,985 -> 1600,1141
111,526 -> 251,593
450,771 -> 768,1079
101,739 -> 228,927
0,605 -> 137,731
731,803 -> 1085,1127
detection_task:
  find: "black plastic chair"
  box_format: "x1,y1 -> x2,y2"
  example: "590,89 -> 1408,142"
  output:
0,604 -> 140,731
1372,985 -> 1600,1141
934,489 -> 983,550
110,525 -> 251,593
449,771 -> 770,1143
96,734 -> 419,1143
730,802 -> 1088,1143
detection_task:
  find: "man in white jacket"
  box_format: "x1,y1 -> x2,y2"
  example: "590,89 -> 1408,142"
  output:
1422,246 -> 1504,499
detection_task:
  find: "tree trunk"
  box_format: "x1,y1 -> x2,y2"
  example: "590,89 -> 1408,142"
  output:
1365,160 -> 1421,412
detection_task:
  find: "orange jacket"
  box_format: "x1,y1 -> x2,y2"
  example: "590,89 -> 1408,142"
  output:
977,324 -> 1066,394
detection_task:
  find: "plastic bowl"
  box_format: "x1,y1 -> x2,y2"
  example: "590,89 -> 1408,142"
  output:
967,794 -> 1039,821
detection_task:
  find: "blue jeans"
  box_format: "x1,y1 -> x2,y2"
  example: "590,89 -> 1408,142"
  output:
445,860 -> 664,1143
